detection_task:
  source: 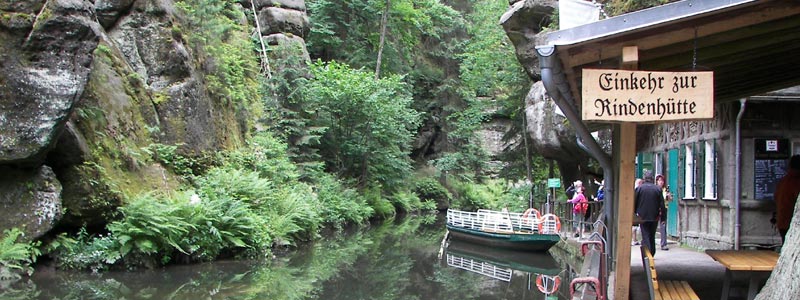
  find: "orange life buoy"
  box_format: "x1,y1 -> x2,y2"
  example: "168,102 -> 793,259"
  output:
536,274 -> 561,294
538,214 -> 561,234
523,208 -> 541,219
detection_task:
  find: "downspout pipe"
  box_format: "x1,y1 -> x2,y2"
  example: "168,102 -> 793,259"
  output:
734,99 -> 746,250
537,44 -> 615,266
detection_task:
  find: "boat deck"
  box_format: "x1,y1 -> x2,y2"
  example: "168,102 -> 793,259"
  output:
446,209 -> 560,235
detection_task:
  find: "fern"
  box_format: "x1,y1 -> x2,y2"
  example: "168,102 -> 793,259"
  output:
0,228 -> 41,276
108,193 -> 194,258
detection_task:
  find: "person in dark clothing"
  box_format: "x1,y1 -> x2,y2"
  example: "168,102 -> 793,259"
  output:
635,171 -> 666,256
775,155 -> 800,243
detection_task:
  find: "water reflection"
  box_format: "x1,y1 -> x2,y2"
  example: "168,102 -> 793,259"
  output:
4,214 -> 574,300
442,240 -> 563,300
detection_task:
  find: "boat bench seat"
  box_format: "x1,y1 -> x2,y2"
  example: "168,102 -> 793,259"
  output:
641,247 -> 699,300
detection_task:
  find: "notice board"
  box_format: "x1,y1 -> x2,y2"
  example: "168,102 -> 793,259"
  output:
754,138 -> 791,201
754,159 -> 787,201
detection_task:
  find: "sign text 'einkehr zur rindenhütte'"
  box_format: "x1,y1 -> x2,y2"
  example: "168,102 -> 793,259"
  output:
581,69 -> 714,122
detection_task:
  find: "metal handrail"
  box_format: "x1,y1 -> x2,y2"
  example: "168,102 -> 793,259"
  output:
447,209 -> 560,234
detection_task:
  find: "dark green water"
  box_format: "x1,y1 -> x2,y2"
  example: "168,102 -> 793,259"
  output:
3,214 -> 577,300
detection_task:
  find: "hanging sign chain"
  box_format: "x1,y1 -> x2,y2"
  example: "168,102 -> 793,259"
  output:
692,27 -> 698,70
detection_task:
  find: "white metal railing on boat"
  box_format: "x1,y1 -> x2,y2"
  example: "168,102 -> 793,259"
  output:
447,209 -> 560,234
446,253 -> 513,282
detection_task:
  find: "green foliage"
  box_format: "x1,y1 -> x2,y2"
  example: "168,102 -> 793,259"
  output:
143,143 -> 197,178
364,184 -> 395,219
448,179 -> 492,211
46,229 -> 119,272
311,171 -> 374,227
0,228 -> 41,276
176,0 -> 261,117
195,166 -> 320,245
108,193 -> 194,260
195,167 -> 276,207
388,190 -> 434,212
222,132 -> 299,185
307,0 -> 464,76
458,0 -> 529,101
413,177 -> 451,204
180,191 -> 267,260
604,0 -> 676,16
303,61 -> 421,188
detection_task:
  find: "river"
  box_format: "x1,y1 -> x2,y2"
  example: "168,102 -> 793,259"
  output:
4,214 -> 579,300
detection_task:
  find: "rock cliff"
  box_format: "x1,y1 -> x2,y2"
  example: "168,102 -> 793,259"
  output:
0,0 -> 310,239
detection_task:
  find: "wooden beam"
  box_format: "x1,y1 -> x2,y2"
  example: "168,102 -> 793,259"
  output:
613,45 -> 639,300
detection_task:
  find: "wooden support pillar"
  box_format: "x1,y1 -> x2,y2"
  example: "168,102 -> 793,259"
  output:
612,46 -> 639,300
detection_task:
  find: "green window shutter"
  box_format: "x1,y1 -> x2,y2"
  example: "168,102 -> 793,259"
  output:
697,141 -> 705,199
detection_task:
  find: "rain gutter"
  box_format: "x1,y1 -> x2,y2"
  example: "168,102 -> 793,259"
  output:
734,99 -> 746,250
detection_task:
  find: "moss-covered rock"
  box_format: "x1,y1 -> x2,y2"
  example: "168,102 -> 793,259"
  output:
0,165 -> 62,242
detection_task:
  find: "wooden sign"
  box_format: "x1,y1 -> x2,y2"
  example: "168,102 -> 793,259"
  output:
582,69 -> 714,122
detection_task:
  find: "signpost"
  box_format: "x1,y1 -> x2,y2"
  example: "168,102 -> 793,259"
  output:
581,46 -> 715,300
547,178 -> 561,214
582,69 -> 714,122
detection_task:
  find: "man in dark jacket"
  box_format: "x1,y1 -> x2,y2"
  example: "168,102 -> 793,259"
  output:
635,171 -> 666,255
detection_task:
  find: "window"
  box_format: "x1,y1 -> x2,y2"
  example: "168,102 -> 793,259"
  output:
703,140 -> 717,199
684,144 -> 696,199
654,153 -> 663,177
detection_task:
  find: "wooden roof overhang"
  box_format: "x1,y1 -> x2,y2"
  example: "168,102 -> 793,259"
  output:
538,0 -> 800,115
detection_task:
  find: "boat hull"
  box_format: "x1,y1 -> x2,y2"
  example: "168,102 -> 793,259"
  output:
446,224 -> 561,252
445,239 -> 561,275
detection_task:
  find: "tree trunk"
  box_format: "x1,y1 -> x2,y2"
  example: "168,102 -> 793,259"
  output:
522,108 -> 533,207
755,196 -> 800,299
375,0 -> 390,79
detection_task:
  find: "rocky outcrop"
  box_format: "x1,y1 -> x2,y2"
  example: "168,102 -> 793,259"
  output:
525,82 -> 591,182
502,0 -> 604,184
94,0 -> 136,29
0,0 -> 99,236
0,166 -> 62,242
0,0 -> 100,165
500,0 -> 556,80
0,0 -> 280,234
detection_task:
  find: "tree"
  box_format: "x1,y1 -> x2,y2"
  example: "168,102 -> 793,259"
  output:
755,197 -> 800,299
302,61 -> 421,188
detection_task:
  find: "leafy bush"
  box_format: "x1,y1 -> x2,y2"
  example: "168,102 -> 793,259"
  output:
46,229 -> 118,272
195,166 -> 320,246
0,228 -> 41,276
143,143 -> 198,178
223,132 -> 299,185
303,61 -> 421,188
108,193 -> 195,262
413,177 -> 451,205
265,184 -> 321,245
179,192 -> 267,260
449,180 -> 492,211
312,171 -> 373,227
364,184 -> 395,219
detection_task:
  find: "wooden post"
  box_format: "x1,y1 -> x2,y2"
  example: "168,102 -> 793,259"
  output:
613,46 -> 639,300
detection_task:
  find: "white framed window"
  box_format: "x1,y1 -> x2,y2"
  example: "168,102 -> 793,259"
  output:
684,144 -> 695,199
654,153 -> 663,177
703,140 -> 717,199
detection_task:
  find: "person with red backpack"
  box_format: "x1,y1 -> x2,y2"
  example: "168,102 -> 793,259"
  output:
568,185 -> 588,238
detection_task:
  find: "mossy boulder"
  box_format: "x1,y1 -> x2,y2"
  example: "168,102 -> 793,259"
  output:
0,165 -> 62,242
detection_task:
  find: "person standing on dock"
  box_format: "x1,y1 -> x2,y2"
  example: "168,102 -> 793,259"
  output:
775,154 -> 800,243
569,185 -> 588,238
655,174 -> 672,251
634,171 -> 666,255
